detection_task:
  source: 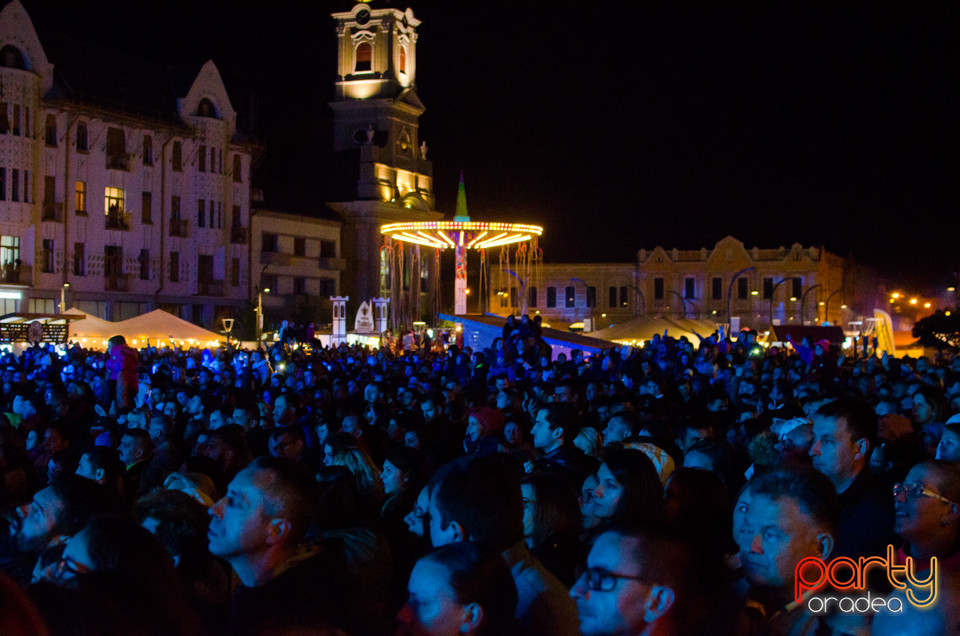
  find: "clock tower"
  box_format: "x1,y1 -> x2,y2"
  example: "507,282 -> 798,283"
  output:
328,2 -> 441,322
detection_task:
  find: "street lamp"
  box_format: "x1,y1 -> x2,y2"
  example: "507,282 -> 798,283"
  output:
823,288 -> 843,326
257,287 -> 270,340
800,284 -> 822,326
668,290 -> 688,317
59,283 -> 70,314
768,278 -> 788,328
726,267 -> 755,327
571,277 -> 590,327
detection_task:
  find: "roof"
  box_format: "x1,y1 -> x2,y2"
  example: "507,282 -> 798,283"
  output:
770,325 -> 846,344
590,315 -> 720,344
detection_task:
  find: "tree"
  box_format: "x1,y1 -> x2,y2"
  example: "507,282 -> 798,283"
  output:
912,310 -> 960,351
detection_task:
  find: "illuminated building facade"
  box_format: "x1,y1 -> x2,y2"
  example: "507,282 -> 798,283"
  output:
491,236 -> 861,332
0,1 -> 254,324
251,209 -> 343,328
326,3 -> 442,322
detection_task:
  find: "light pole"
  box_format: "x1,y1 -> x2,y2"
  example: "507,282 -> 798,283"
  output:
255,265 -> 269,341
767,278 -> 788,328
571,277 -> 590,328
256,287 -> 270,341
800,284 -> 822,326
668,290 -> 688,317
823,288 -> 843,326
726,267 -> 755,327
59,283 -> 70,314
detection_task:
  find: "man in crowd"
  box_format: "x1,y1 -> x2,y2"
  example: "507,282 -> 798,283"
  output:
427,455 -> 579,636
207,456 -> 347,634
571,523 -> 697,635
809,397 -> 896,559
530,403 -> 598,488
2,473 -> 109,585
740,468 -> 836,635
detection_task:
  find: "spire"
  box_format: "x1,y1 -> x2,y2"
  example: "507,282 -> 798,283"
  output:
454,169 -> 470,221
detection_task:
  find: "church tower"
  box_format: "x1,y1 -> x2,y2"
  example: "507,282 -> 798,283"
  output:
328,2 -> 441,319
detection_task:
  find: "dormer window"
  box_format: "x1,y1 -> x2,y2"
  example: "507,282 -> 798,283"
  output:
355,42 -> 372,73
197,98 -> 217,118
0,45 -> 25,70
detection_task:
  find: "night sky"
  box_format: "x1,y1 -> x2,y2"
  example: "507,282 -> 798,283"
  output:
20,0 -> 960,283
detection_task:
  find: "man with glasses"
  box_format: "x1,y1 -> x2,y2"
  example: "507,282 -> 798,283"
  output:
893,461 -> 960,573
571,523 -> 697,635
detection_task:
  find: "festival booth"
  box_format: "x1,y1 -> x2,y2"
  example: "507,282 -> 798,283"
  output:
63,308 -> 226,350
62,308 -> 120,346
114,310 -> 226,349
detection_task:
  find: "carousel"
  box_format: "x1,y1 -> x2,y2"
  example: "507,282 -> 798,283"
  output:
380,218 -> 544,326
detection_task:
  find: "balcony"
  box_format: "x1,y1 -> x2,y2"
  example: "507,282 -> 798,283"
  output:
197,280 -> 224,296
105,274 -> 130,292
105,210 -> 130,231
230,226 -> 248,244
1,263 -> 31,285
106,153 -> 130,171
169,219 -> 189,238
318,257 -> 347,271
261,251 -> 293,266
41,202 -> 63,222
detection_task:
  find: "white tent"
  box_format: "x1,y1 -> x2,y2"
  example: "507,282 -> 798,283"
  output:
62,308 -> 225,349
590,315 -> 720,345
63,307 -> 120,342
114,309 -> 226,346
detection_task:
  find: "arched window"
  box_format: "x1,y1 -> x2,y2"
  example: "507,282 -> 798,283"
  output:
76,122 -> 88,152
355,42 -> 372,72
0,45 -> 25,69
197,98 -> 218,118
399,46 -> 407,74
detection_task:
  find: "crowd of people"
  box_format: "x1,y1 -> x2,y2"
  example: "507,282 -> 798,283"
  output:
0,322 -> 958,635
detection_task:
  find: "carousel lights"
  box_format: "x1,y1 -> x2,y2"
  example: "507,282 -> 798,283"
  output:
466,231 -> 488,248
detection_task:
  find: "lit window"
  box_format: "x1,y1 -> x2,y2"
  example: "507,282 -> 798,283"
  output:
104,187 -> 125,215
74,181 -> 86,213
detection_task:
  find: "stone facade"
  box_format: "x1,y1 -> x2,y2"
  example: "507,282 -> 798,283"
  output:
489,236 -> 863,332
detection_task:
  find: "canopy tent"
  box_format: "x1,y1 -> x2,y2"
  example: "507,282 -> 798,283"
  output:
114,309 -> 226,346
62,308 -> 121,341
590,315 -> 720,345
61,308 -> 225,349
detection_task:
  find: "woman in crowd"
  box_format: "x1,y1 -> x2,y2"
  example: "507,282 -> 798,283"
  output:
521,473 -> 583,586
398,542 -> 517,636
591,446 -> 664,525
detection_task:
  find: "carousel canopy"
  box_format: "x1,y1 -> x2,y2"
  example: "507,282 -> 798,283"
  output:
380,221 -> 543,250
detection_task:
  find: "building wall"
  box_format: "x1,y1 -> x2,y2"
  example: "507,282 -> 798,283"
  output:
250,209 -> 342,330
0,3 -> 251,327
488,236 -> 859,332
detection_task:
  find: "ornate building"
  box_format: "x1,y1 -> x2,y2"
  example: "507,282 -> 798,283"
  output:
0,1 -> 253,324
326,2 -> 441,325
490,236 -> 864,332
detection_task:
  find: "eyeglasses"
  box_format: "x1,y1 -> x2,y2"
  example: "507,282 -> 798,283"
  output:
892,482 -> 958,507
578,566 -> 648,592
